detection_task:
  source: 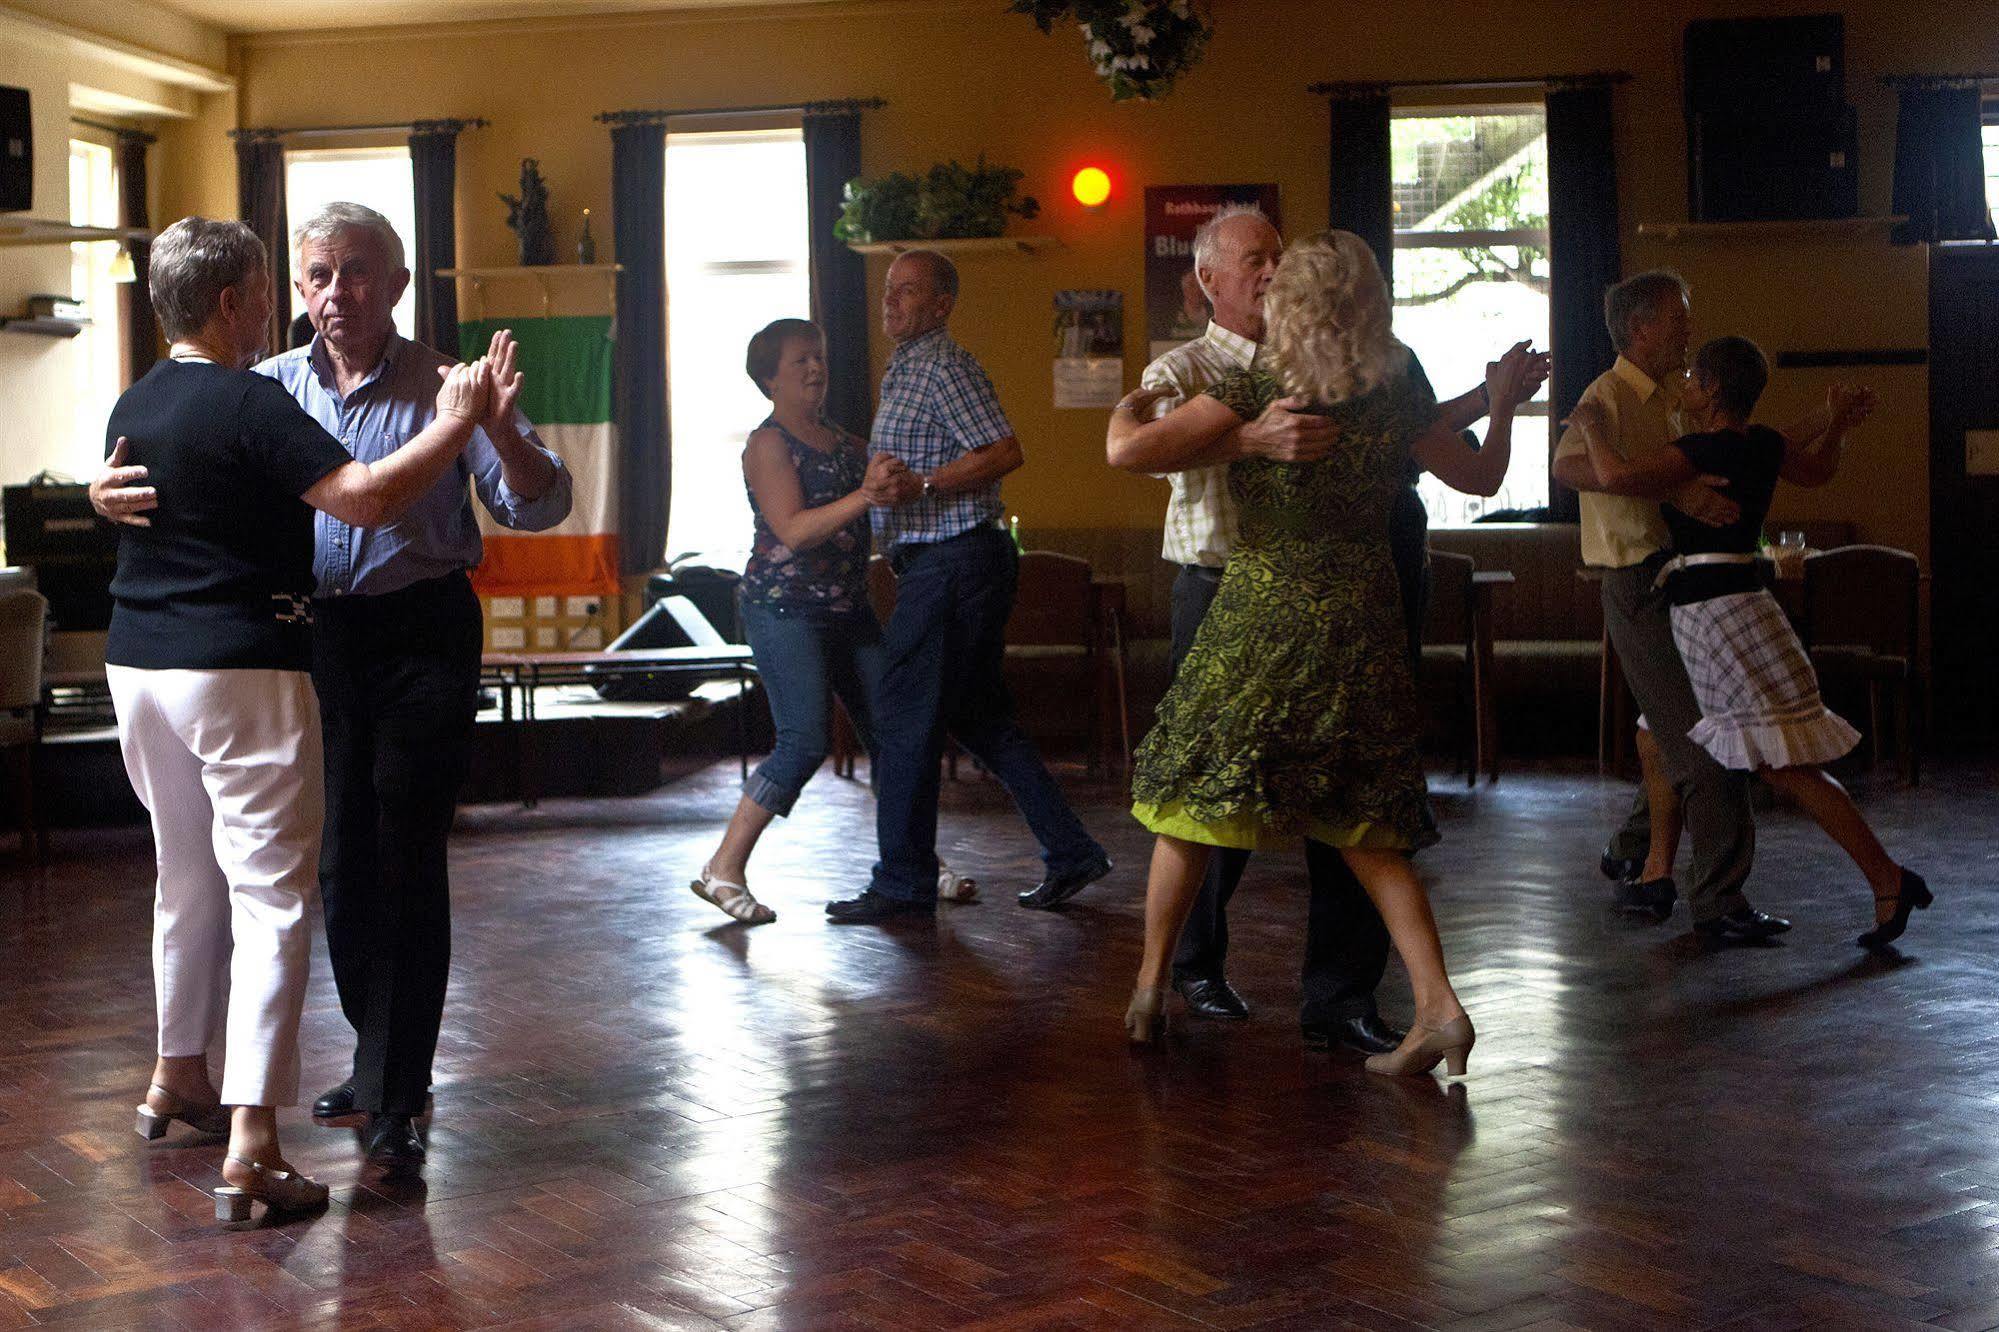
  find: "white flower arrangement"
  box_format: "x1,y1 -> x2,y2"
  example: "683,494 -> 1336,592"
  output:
1016,0 -> 1213,101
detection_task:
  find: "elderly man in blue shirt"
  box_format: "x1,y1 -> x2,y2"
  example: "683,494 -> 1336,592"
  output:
826,250 -> 1110,924
94,201 -> 572,1164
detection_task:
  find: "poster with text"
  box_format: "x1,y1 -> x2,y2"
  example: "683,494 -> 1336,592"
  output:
1144,184 -> 1281,361
1052,289 -> 1124,409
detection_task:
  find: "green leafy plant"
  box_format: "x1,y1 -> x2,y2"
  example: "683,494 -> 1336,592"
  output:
834,158 -> 1040,243
1010,0 -> 1213,102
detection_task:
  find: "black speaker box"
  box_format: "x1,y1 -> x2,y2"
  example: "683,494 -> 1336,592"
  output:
1688,106 -> 1859,222
1684,15 -> 1844,119
0,86 -> 29,214
2,481 -> 116,631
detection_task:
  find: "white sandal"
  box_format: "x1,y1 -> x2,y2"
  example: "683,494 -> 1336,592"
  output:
135,1083 -> 231,1139
692,866 -> 777,924
938,860 -> 978,903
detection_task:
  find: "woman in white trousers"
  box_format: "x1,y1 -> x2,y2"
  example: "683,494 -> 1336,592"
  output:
101,216 -> 510,1222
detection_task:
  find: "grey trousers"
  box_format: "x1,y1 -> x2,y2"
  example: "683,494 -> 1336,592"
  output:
1600,558 -> 1755,922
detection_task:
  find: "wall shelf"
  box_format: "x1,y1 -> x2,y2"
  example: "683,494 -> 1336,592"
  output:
845,235 -> 1059,257
1637,216 -> 1906,243
0,219 -> 151,248
0,317 -> 89,337
437,263 -> 624,320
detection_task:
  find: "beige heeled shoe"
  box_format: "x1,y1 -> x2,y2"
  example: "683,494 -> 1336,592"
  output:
691,865 -> 776,924
1364,1015 -> 1475,1078
937,860 -> 978,903
135,1084 -> 230,1140
214,1155 -> 330,1223
1125,986 -> 1170,1044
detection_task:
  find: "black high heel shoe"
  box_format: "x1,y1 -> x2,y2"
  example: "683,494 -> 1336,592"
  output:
1858,868 -> 1932,951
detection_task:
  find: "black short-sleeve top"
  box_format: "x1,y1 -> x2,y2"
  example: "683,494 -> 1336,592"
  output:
1662,424 -> 1785,604
104,359 -> 353,672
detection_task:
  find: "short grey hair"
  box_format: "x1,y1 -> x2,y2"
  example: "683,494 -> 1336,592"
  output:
1191,203 -> 1273,280
894,248 -> 959,300
148,216 -> 267,342
293,200 -> 407,271
1604,269 -> 1690,353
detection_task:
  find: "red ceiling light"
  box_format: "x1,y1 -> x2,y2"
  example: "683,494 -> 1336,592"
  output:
1071,166 -> 1112,208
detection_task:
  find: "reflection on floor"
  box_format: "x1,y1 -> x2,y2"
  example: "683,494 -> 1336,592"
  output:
1,759 -> 1993,1329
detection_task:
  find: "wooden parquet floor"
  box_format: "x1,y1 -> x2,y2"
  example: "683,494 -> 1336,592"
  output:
3,759 -> 1997,1330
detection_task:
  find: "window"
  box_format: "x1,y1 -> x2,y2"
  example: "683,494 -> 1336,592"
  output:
663,127 -> 811,570
69,138 -> 123,472
1392,106 -> 1552,527
284,146 -> 417,340
1982,93 -> 1998,235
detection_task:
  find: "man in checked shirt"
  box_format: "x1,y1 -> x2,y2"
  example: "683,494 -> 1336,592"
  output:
825,251 -> 1112,924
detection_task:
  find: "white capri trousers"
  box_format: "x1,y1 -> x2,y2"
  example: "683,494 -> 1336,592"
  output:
108,665 -> 323,1107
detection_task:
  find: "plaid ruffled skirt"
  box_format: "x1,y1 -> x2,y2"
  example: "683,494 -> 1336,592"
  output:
1668,589 -> 1861,771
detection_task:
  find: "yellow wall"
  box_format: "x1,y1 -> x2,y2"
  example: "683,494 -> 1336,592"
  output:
171,1 -> 1999,560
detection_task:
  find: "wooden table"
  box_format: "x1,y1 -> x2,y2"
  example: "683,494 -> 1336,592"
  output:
482,645 -> 759,806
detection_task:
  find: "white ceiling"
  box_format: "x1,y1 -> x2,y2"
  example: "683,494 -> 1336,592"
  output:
152,0 -> 838,36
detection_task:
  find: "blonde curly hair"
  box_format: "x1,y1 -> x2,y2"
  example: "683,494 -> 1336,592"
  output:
1262,229 -> 1405,406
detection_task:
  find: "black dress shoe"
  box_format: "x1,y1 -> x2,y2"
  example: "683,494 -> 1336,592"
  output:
312,1080 -> 357,1119
1694,906 -> 1791,946
364,1113 -> 425,1165
1173,976 -> 1250,1019
1017,854 -> 1113,909
825,889 -> 932,924
1613,876 -> 1678,922
1600,846 -> 1644,883
1302,1012 -> 1406,1055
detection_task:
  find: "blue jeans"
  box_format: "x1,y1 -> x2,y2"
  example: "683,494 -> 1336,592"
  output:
740,601 -> 886,818
869,527 -> 1105,902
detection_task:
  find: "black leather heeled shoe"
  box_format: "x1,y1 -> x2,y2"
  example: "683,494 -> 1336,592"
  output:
1858,869 -> 1932,951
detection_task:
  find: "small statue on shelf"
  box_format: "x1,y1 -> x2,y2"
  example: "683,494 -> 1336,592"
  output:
500,158 -> 556,267
577,207 -> 597,265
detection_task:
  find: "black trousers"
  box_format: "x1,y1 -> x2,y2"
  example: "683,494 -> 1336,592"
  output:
312,571 -> 482,1116
1168,492 -> 1431,1023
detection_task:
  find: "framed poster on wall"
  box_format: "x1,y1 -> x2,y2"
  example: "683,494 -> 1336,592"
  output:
1143,183 -> 1281,360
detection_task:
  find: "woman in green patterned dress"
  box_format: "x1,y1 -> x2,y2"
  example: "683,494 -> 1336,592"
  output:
1107,230 -> 1534,1075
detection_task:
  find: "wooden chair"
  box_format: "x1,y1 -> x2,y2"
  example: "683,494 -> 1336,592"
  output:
0,590 -> 48,860
1802,544 -> 1922,784
1420,550 -> 1498,786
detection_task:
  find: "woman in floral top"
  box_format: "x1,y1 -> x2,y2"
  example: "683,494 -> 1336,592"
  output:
694,319 -> 968,923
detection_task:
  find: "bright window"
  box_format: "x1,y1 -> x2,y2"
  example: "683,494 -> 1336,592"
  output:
284,146 -> 417,341
69,138 -> 123,472
663,127 -> 810,570
1392,107 -> 1552,526
1982,117 -> 1998,236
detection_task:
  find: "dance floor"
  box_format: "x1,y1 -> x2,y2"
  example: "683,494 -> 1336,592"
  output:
2,758 -> 1994,1329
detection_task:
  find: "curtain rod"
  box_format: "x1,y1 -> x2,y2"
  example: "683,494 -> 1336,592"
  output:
228,117 -> 489,142
1310,72 -> 1630,98
70,117 -> 156,145
595,97 -> 886,126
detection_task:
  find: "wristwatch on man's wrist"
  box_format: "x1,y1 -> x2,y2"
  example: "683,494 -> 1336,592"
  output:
921,477 -> 937,499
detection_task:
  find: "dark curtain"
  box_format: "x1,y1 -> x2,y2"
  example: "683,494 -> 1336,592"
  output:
803,110 -> 870,437
1545,79 -> 1623,522
408,128 -> 461,356
234,134 -> 290,360
1890,81 -> 1996,245
115,131 -> 157,383
611,120 -> 670,574
1326,85 -> 1394,287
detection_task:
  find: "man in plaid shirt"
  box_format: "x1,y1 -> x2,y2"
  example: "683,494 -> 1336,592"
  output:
826,251 -> 1111,924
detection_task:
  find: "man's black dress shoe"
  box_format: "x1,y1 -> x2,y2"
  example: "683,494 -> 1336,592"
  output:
825,889 -> 932,924
1600,846 -> 1643,883
1613,877 -> 1678,922
1694,906 -> 1792,946
313,1080 -> 357,1119
1174,976 -> 1250,1020
364,1113 -> 425,1165
1302,1013 -> 1406,1055
1017,854 -> 1113,909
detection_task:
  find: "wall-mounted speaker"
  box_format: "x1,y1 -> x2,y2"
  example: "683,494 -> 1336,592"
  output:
1683,16 -> 1855,223
0,86 -> 29,214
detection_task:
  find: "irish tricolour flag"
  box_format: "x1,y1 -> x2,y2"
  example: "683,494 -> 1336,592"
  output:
462,314 -> 620,596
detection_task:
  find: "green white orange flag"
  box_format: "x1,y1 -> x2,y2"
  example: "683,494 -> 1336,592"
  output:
462,314 -> 620,596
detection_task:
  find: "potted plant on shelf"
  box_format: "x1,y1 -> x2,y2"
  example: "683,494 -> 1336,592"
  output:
835,158 -> 1040,244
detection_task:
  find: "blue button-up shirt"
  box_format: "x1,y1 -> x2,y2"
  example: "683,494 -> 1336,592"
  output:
869,326 -> 1012,550
257,333 -> 573,598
